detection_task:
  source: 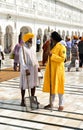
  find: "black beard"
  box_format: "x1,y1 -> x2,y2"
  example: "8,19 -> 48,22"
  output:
50,40 -> 56,50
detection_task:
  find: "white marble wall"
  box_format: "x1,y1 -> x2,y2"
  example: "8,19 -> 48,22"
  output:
0,0 -> 83,50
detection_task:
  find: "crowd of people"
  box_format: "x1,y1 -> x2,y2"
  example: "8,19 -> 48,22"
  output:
65,35 -> 83,72
1,31 -> 83,111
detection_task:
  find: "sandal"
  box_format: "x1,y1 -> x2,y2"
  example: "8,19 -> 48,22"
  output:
58,106 -> 64,111
44,104 -> 53,109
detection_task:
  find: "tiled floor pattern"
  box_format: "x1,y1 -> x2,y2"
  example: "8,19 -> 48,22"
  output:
0,69 -> 83,130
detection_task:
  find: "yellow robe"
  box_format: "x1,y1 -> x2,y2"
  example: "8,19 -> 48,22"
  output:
43,42 -> 66,94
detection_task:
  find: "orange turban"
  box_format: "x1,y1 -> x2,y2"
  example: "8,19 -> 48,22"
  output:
22,33 -> 34,42
73,35 -> 78,40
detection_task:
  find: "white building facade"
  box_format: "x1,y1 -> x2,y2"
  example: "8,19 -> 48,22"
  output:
0,0 -> 83,53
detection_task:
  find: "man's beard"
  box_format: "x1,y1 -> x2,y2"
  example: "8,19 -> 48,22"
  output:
50,40 -> 56,50
26,42 -> 32,48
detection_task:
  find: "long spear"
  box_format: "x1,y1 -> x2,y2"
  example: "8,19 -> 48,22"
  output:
22,46 -> 32,109
49,40 -> 52,112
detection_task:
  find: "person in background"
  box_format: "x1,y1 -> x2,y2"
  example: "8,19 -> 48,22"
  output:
60,39 -> 67,47
36,36 -> 41,52
66,37 -> 72,61
13,32 -> 22,71
77,36 -> 81,45
68,40 -> 79,72
43,34 -> 47,44
19,33 -> 40,106
0,43 -> 4,70
43,31 -> 66,111
60,39 -> 67,62
42,39 -> 50,65
78,36 -> 83,69
71,35 -> 78,47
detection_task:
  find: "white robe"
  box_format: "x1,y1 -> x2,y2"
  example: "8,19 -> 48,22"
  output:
19,45 -> 39,90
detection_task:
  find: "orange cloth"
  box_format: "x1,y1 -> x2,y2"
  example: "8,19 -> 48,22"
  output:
81,37 -> 83,41
73,35 -> 78,40
42,40 -> 50,65
22,33 -> 34,42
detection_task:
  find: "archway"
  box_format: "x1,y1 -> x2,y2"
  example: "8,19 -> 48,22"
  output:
18,26 -> 32,43
71,31 -> 74,39
43,29 -> 48,44
36,28 -> 42,52
58,30 -> 61,35
4,25 -> 13,54
0,26 -> 2,45
20,26 -> 32,36
75,31 -> 77,36
78,31 -> 80,37
65,30 -> 69,40
82,32 -> 83,36
62,30 -> 65,40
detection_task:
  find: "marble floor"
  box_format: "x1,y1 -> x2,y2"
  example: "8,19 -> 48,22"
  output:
0,55 -> 83,130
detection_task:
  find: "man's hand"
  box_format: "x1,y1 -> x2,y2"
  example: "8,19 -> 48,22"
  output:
38,67 -> 41,72
48,52 -> 52,56
26,69 -> 30,75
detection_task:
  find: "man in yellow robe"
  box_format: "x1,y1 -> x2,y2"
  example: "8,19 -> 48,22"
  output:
43,31 -> 66,111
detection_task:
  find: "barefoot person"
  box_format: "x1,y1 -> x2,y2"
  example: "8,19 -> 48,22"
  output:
19,33 -> 40,106
43,31 -> 66,111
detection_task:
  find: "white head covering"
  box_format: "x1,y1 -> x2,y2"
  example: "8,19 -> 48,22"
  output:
60,40 -> 67,47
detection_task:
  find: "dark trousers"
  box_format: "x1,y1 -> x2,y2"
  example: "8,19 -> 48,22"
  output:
36,44 -> 40,52
79,54 -> 83,67
14,62 -> 20,71
0,60 -> 1,68
14,62 -> 17,71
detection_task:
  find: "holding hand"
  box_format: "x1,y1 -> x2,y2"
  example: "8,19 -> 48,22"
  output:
38,67 -> 41,72
26,69 -> 30,75
48,52 -> 52,57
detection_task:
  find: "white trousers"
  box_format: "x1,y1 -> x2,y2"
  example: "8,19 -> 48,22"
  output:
49,94 -> 64,106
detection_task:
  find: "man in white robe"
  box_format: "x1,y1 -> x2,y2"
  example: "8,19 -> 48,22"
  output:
19,33 -> 39,106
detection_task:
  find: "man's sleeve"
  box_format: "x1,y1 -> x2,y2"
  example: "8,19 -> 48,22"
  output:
51,46 -> 66,63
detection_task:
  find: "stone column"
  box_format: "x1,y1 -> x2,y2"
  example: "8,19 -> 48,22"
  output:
12,31 -> 20,50
11,32 -> 15,51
